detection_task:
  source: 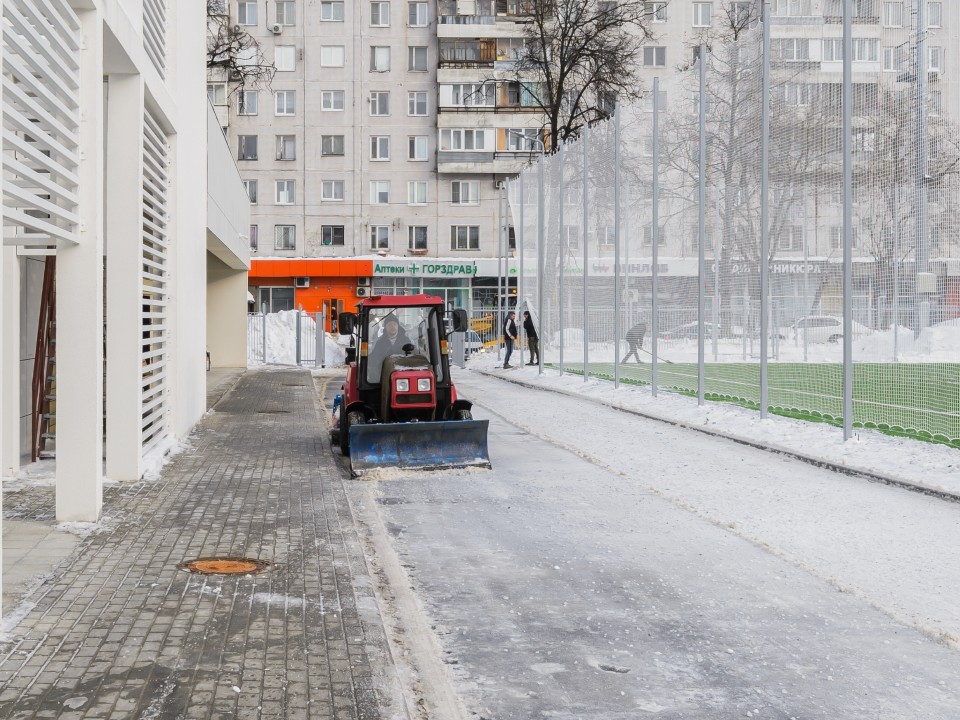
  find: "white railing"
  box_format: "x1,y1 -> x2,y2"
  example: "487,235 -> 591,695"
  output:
141,109 -> 170,456
1,0 -> 81,249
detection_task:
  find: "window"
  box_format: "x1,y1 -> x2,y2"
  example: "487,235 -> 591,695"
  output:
275,225 -> 296,250
321,1 -> 344,21
321,46 -> 345,67
506,128 -> 541,151
598,226 -> 615,246
369,181 -> 390,204
440,129 -> 485,151
238,135 -> 257,160
370,135 -> 390,160
322,225 -> 345,245
883,46 -> 905,72
321,90 -> 345,110
322,135 -> 345,155
772,0 -> 811,16
238,1 -> 257,24
370,91 -> 390,115
780,82 -> 811,106
276,180 -> 296,204
643,47 -> 666,67
643,224 -> 666,246
408,181 -> 427,205
408,91 -> 428,116
730,1 -> 754,25
774,38 -> 810,61
450,83 -> 494,107
646,2 -> 667,22
830,226 -> 858,249
928,46 -> 943,73
275,46 -> 296,71
275,90 -> 296,115
243,180 -> 258,203
408,46 -> 428,71
852,129 -> 876,152
450,225 -> 480,250
408,226 -> 428,251
276,0 -> 296,24
408,135 -> 428,161
370,1 -> 391,26
249,224 -> 258,252
563,225 -> 580,250
370,46 -> 391,72
370,226 -> 390,249
451,180 -> 479,205
928,2 -> 942,27
854,39 -> 879,62
238,90 -> 258,115
207,83 -> 226,105
322,180 -> 345,201
693,2 -> 712,26
641,90 -> 667,112
929,90 -> 942,117
883,1 -> 902,26
276,135 -> 296,160
778,225 -> 803,251
409,1 -> 428,26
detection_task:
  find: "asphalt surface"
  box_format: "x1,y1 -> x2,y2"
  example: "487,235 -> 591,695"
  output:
325,369 -> 960,720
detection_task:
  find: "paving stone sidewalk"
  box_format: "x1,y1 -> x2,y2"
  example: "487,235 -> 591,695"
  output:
0,368 -> 404,719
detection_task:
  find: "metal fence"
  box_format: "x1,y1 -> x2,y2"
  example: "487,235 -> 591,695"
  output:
509,6 -> 960,449
247,311 -> 330,367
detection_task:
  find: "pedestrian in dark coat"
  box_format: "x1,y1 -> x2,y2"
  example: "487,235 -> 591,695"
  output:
522,311 -> 539,365
622,321 -> 647,363
502,311 -> 518,368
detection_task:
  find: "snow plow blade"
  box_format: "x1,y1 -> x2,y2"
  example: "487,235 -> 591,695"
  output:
349,420 -> 491,477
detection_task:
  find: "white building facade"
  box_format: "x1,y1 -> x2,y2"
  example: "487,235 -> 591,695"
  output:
1,0 -> 249,567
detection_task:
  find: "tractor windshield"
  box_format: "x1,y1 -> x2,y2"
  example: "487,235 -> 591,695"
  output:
364,306 -> 444,385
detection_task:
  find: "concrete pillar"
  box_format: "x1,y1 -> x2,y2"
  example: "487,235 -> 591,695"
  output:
55,9 -> 104,522
1,249 -> 19,478
207,254 -> 249,368
105,74 -> 145,481
170,0 -> 208,438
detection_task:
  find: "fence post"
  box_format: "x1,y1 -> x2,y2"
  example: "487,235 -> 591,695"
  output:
582,121 -> 590,381
697,43 -> 707,406
537,145 -> 545,374
296,310 -> 302,366
614,102 -> 622,389
759,2 -> 770,418
262,313 -> 267,364
497,181 -> 505,361
316,312 -> 323,368
518,171 -> 525,357
559,143 -> 566,376
841,0 -> 854,440
651,77 -> 661,397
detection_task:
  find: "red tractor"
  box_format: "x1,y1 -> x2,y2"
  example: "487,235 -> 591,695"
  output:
332,294 -> 490,476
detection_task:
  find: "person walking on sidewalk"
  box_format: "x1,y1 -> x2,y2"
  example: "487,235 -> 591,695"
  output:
622,320 -> 647,363
502,311 -> 518,368
523,311 -> 540,366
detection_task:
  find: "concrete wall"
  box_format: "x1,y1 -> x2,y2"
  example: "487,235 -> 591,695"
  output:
206,252 -> 249,367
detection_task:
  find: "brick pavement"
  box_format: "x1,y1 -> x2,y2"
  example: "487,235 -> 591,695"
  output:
0,368 -> 404,719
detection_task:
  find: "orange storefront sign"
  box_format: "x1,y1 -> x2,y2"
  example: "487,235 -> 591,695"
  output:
249,259 -> 375,325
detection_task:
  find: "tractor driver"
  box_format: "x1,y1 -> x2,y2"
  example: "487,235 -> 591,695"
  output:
367,313 -> 413,384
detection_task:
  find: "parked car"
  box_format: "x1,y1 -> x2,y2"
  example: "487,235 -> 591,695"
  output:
659,321 -> 700,341
792,316 -> 870,344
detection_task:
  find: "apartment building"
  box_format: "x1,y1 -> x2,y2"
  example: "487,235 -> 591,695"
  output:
210,0 -> 549,313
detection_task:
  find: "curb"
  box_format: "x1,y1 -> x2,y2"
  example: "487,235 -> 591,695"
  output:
472,368 -> 960,505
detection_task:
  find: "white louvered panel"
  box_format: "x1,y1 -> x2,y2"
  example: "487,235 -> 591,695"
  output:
142,0 -> 167,78
1,0 -> 80,246
140,109 -> 170,456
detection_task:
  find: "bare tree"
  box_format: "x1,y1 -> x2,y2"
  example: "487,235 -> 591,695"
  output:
510,0 -> 657,146
206,0 -> 275,96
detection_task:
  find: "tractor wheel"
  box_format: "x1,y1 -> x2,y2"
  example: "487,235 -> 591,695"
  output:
339,408 -> 350,456
454,409 -> 473,421
340,411 -> 366,457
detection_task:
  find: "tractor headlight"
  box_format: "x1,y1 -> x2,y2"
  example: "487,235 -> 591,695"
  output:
395,378 -> 410,393
417,378 -> 432,392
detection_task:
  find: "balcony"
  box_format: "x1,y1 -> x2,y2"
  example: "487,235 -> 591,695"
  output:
438,14 -> 496,24
439,41 -> 497,68
823,15 -> 879,24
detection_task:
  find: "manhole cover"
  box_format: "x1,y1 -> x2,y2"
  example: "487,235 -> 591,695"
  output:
177,557 -> 271,575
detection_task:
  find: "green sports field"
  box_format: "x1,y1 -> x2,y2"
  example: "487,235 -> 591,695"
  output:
556,362 -> 960,448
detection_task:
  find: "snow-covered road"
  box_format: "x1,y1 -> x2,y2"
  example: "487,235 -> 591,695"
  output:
338,369 -> 960,719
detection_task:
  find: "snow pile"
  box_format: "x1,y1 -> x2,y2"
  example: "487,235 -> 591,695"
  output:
913,325 -> 960,361
2,458 -> 56,491
852,325 -> 916,360
248,311 -> 347,366
141,436 -> 192,482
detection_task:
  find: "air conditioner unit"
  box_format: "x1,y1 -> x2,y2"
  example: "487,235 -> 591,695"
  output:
270,22 -> 283,34
356,287 -> 369,298
232,24 -> 242,33
294,277 -> 310,288
357,277 -> 371,287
